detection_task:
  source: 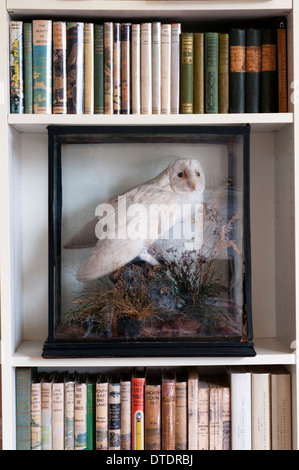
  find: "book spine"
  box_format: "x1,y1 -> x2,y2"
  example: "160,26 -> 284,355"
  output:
96,382 -> 108,450
245,28 -> 262,113
132,377 -> 145,450
218,33 -> 229,114
64,379 -> 75,450
171,23 -> 181,114
141,23 -> 152,114
205,32 -> 219,114
162,378 -> 176,450
104,22 -> 114,114
120,380 -> 131,450
209,385 -> 223,450
41,381 -> 52,450
132,24 -> 141,114
180,33 -> 194,114
271,372 -> 292,450
67,22 -> 84,114
23,23 -> 32,114
230,372 -> 251,450
229,28 -> 246,113
31,380 -> 42,450
152,22 -> 161,115
32,20 -> 52,114
53,21 -> 67,114
74,380 -> 87,450
16,368 -> 36,450
277,18 -> 288,113
94,24 -> 104,114
161,24 -> 171,115
222,385 -> 231,450
108,382 -> 121,450
113,23 -> 121,114
52,381 -> 64,450
84,23 -> 94,114
261,28 -> 278,113
121,23 -> 131,114
188,371 -> 198,450
175,381 -> 187,450
193,32 -> 204,114
9,21 -> 23,114
198,383 -> 209,450
145,384 -> 161,450
87,381 -> 95,450
251,373 -> 271,450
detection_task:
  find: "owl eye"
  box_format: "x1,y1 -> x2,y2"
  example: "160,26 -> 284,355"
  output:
178,171 -> 184,178
196,172 -> 200,177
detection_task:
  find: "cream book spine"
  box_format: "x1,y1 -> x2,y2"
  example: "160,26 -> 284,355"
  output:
141,23 -> 152,114
188,368 -> 199,450
52,375 -> 64,450
84,23 -> 94,114
31,375 -> 42,450
152,22 -> 161,114
132,24 -> 141,114
251,368 -> 271,450
228,367 -> 251,450
161,24 -> 171,114
271,366 -> 292,450
198,378 -> 209,450
171,23 -> 181,114
120,377 -> 131,450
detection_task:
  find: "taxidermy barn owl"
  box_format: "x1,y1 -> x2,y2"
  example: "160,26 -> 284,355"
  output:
65,158 -> 205,281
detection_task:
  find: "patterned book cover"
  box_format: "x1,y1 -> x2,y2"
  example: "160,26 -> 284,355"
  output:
84,23 -> 94,114
152,22 -> 161,114
32,20 -> 52,114
175,375 -> 187,450
104,22 -> 113,114
204,32 -> 219,114
53,21 -> 67,114
108,379 -> 121,450
113,23 -> 121,114
31,373 -> 42,450
132,24 -> 141,114
245,28 -> 262,113
23,23 -> 32,114
67,22 -> 84,114
141,23 -> 152,114
64,373 -> 75,450
96,375 -> 108,450
121,23 -> 131,114
277,18 -> 288,113
9,21 -> 23,113
219,33 -> 229,114
74,374 -> 87,450
120,375 -> 131,449
52,373 -> 64,450
41,373 -> 53,450
261,28 -> 278,113
194,32 -> 204,114
180,32 -> 194,114
162,371 -> 176,450
229,28 -> 246,113
171,23 -> 181,114
161,24 -> 171,115
132,371 -> 145,450
16,368 -> 37,450
94,24 -> 104,114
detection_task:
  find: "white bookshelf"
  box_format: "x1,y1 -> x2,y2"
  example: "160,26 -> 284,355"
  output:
0,0 -> 298,450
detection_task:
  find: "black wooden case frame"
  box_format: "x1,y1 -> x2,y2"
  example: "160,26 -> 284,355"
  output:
43,125 -> 255,358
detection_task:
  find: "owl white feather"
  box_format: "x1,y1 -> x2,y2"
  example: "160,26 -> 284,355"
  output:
65,158 -> 205,281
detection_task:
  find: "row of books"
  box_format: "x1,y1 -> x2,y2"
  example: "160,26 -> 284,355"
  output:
9,19 -> 287,116
16,365 -> 292,451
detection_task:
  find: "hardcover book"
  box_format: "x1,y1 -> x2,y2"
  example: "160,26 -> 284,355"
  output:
132,24 -> 141,114
152,22 -> 162,115
145,371 -> 161,450
245,29 -> 262,113
94,24 -> 104,114
108,378 -> 121,450
53,21 -> 67,114
23,23 -> 32,114
121,23 -> 131,114
67,22 -> 84,114
96,375 -> 108,450
32,20 -> 52,114
132,370 -> 146,450
113,23 -> 121,114
9,21 -> 23,113
218,33 -> 229,114
261,28 -> 278,113
229,28 -> 246,113
104,22 -> 113,114
171,23 -> 181,114
84,23 -> 94,114
194,33 -> 204,114
162,370 -> 176,450
205,32 -> 219,114
180,32 -> 194,113
161,24 -> 171,115
141,23 -> 152,114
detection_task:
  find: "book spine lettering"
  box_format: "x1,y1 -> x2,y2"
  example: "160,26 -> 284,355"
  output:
121,23 -> 131,114
132,378 -> 145,450
74,381 -> 87,450
171,23 -> 181,114
23,23 -> 32,114
175,382 -> 187,450
9,21 -> 23,113
53,21 -> 67,114
31,381 -> 42,450
180,33 -> 194,114
205,32 -> 219,114
193,32 -> 204,114
188,372 -> 198,450
141,23 -> 152,114
161,24 -> 171,114
16,368 -> 36,450
113,23 -> 121,114
198,384 -> 209,450
162,379 -> 176,450
120,380 -> 131,449
245,28 -> 262,113
145,384 -> 161,450
104,22 -> 113,114
94,24 -> 104,114
209,386 -> 223,450
87,382 -> 95,450
229,29 -> 246,113
33,20 -> 52,114
96,382 -> 108,450
218,33 -> 229,114
41,381 -> 52,450
132,24 -> 141,114
152,22 -> 161,114
64,380 -> 75,450
84,23 -> 94,114
108,382 -> 121,450
67,22 -> 84,114
52,382 -> 64,450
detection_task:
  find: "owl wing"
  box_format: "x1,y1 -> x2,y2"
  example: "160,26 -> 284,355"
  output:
76,183 -> 180,281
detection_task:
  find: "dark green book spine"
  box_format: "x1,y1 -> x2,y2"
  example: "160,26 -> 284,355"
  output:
205,32 -> 219,114
16,368 -> 37,450
193,33 -> 204,114
24,23 -> 32,114
180,33 -> 194,114
229,29 -> 246,113
218,33 -> 229,114
261,28 -> 278,113
87,379 -> 96,450
94,24 -> 104,114
67,22 -> 84,114
245,29 -> 261,113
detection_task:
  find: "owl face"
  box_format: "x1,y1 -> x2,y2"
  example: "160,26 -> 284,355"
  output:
168,159 -> 205,195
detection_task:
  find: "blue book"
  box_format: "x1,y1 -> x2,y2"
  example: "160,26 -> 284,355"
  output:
32,20 -> 52,114
16,368 -> 37,450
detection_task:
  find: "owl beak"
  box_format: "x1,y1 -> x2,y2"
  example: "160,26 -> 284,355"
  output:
193,183 -> 196,191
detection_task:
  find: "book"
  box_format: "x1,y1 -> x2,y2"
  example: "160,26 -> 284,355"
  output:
141,23 -> 152,114
108,376 -> 121,450
188,368 -> 198,449
67,22 -> 84,114
245,28 -> 262,113
171,23 -> 181,114
113,23 -> 121,114
53,21 -> 67,114
94,24 -> 104,114
175,372 -> 187,450
32,20 -> 52,114
227,366 -> 251,450
152,22 -> 161,114
132,368 -> 146,450
104,22 -> 114,114
261,28 -> 278,113
205,32 -> 219,114
23,23 -> 32,114
208,377 -> 223,450
64,373 -> 75,450
251,367 -> 271,450
16,368 -> 37,450
84,23 -> 94,114
229,28 -> 246,113
87,374 -> 96,450
277,18 -> 288,113
31,373 -> 42,450
162,370 -> 176,450
132,24 -> 141,114
9,21 -> 23,113
221,378 -> 231,450
270,366 -> 292,450
193,32 -> 204,114
74,373 -> 87,450
41,373 -> 53,450
145,370 -> 161,450
121,23 -> 131,114
96,375 -> 108,450
161,24 -> 171,115
198,377 -> 209,450
120,373 -> 131,449
218,33 -> 229,114
180,32 -> 194,114
52,373 -> 64,450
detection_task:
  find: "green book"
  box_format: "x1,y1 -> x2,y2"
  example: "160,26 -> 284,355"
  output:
16,367 -> 37,450
180,32 -> 194,114
94,24 -> 104,114
24,23 -> 33,114
218,33 -> 229,114
193,32 -> 204,114
87,375 -> 96,450
205,32 -> 219,114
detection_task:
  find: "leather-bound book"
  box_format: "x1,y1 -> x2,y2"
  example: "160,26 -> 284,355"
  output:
229,28 -> 246,113
261,28 -> 278,113
245,28 -> 262,113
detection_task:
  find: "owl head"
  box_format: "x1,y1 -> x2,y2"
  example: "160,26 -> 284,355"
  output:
168,158 -> 205,195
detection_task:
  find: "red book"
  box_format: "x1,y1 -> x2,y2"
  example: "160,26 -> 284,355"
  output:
131,369 -> 146,450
